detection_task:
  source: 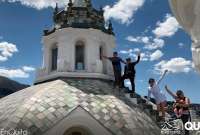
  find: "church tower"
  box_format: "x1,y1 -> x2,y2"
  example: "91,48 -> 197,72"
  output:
0,1 -> 163,134
35,0 -> 115,83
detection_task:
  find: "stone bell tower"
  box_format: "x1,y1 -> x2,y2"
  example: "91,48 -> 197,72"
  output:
35,0 -> 116,83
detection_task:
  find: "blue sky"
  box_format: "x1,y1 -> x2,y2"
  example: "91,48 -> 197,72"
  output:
0,0 -> 200,103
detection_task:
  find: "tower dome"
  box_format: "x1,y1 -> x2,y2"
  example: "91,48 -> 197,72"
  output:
0,80 -> 160,135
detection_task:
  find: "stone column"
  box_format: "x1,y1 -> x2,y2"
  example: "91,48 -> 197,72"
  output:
169,0 -> 200,72
192,41 -> 200,72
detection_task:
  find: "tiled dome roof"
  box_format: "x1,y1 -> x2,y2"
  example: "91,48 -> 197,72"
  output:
0,79 -> 160,135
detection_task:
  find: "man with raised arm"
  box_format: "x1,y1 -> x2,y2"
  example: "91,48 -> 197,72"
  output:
121,52 -> 141,96
147,70 -> 168,120
165,86 -> 191,135
102,52 -> 126,88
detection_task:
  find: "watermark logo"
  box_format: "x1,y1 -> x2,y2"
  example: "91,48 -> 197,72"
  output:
161,119 -> 184,135
0,129 -> 28,135
185,122 -> 200,131
196,131 -> 200,135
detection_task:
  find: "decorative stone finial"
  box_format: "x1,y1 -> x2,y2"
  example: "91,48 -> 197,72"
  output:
86,0 -> 92,8
99,6 -> 104,15
108,20 -> 114,35
68,0 -> 73,7
54,3 -> 58,15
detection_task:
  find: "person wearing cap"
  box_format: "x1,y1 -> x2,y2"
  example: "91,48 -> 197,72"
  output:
121,53 -> 140,95
102,52 -> 126,88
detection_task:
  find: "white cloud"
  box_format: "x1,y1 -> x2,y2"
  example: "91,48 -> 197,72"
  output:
131,50 -> 164,62
152,14 -> 180,38
141,36 -> 150,44
150,50 -> 163,61
0,66 -> 35,79
126,36 -> 150,44
119,49 -> 133,54
1,0 -> 68,9
178,43 -> 184,48
120,49 -> 149,61
144,38 -> 165,50
130,52 -> 149,61
140,52 -> 149,61
22,66 -> 35,72
120,48 -> 164,62
126,36 -> 139,42
103,0 -> 145,24
154,57 -> 192,74
0,41 -> 18,62
128,53 -> 136,57
0,68 -> 29,78
0,55 -> 7,62
119,50 -> 129,54
126,35 -> 165,50
133,48 -> 140,52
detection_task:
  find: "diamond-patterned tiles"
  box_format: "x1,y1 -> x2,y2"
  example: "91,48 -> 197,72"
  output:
0,79 -> 160,135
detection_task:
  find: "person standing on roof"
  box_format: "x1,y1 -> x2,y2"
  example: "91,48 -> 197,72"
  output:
121,52 -> 141,96
102,52 -> 126,88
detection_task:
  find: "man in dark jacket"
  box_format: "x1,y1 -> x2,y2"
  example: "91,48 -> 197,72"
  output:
122,53 -> 140,94
103,52 -> 126,88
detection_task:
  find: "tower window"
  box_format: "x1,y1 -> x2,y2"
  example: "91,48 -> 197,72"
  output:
51,47 -> 58,71
75,42 -> 85,70
99,46 -> 103,60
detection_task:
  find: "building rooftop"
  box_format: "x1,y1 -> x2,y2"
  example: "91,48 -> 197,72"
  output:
0,79 -> 160,135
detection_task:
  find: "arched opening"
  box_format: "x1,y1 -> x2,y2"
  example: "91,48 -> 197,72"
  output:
75,41 -> 85,70
51,46 -> 58,71
63,127 -> 91,135
99,46 -> 103,60
99,45 -> 107,74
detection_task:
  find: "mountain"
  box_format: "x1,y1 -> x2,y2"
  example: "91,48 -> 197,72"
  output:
0,76 -> 29,98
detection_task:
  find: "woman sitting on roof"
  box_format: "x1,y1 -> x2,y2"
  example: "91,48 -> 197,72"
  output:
165,86 -> 191,135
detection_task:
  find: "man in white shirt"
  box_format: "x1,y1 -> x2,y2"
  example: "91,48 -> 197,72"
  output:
148,70 -> 168,120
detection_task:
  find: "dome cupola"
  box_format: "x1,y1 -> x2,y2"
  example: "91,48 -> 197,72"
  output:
44,0 -> 114,36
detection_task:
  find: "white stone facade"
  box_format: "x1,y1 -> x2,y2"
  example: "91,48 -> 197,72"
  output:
169,0 -> 200,72
35,28 -> 115,83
